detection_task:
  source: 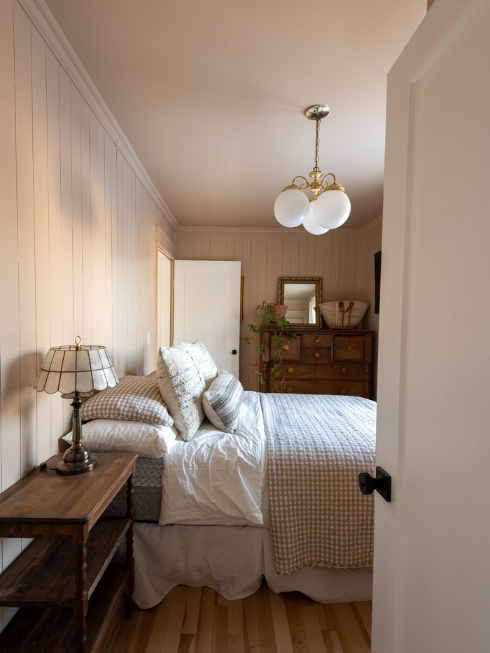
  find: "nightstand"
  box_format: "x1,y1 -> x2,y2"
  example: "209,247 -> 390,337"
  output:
0,452 -> 137,653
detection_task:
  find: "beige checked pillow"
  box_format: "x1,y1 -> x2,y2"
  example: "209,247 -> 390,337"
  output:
157,346 -> 205,441
81,376 -> 173,426
202,370 -> 244,433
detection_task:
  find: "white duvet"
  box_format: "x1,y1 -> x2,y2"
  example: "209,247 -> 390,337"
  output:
160,391 -> 269,527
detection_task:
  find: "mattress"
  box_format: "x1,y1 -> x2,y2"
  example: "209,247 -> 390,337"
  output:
104,456 -> 164,522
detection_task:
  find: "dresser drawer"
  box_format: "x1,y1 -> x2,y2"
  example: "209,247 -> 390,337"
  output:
302,348 -> 332,363
263,334 -> 301,361
333,336 -> 366,362
303,333 -> 333,348
271,379 -> 368,397
278,363 -> 334,379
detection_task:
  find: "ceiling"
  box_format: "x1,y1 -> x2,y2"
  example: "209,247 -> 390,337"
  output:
44,0 -> 426,230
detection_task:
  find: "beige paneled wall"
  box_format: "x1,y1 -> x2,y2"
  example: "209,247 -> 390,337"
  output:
177,229 -> 368,391
0,0 -> 176,624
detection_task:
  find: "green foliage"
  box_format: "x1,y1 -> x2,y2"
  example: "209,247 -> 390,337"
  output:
243,301 -> 297,392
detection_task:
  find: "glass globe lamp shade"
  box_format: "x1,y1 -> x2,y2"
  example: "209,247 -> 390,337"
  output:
313,189 -> 351,229
303,204 -> 329,235
274,189 -> 309,228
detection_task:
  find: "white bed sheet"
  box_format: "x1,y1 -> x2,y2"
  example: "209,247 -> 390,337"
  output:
160,391 -> 269,527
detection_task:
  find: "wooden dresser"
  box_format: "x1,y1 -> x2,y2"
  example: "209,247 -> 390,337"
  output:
260,328 -> 373,398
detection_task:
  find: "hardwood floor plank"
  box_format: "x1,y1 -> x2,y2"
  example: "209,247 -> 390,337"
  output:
354,602 -> 372,639
194,586 -> 215,653
160,586 -> 188,653
322,631 -> 344,653
257,582 -> 278,653
243,592 -> 260,653
178,633 -> 196,653
145,592 -> 176,653
182,587 -> 202,635
228,599 -> 244,635
228,633 -> 245,653
302,605 -> 328,653
284,593 -> 310,653
327,604 -> 370,653
269,591 -> 294,653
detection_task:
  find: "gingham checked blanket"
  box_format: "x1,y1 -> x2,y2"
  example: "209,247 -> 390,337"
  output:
259,393 -> 376,574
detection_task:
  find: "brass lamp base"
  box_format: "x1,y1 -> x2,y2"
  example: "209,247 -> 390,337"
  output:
56,445 -> 97,476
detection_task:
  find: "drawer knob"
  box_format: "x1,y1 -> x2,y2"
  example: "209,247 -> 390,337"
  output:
315,337 -> 320,343
340,388 -> 347,395
283,344 -> 289,351
287,367 -> 294,374
341,367 -> 347,374
314,352 -> 321,358
286,387 -> 293,393
346,345 -> 353,352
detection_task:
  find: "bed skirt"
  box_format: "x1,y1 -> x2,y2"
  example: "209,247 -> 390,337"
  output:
131,522 -> 373,609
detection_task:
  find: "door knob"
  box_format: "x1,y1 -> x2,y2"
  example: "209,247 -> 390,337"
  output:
359,466 -> 391,502
232,349 -> 238,355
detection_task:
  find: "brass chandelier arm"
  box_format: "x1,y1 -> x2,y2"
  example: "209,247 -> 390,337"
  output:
321,173 -> 345,192
282,175 -> 310,191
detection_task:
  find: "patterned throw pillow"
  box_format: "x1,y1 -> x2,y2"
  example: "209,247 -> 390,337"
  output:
157,346 -> 206,441
202,370 -> 244,433
81,376 -> 173,426
177,340 -> 218,390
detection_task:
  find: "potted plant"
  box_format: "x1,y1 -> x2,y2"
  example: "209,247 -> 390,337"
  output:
244,301 -> 297,391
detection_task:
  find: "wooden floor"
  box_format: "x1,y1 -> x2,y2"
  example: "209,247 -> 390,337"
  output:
107,582 -> 371,653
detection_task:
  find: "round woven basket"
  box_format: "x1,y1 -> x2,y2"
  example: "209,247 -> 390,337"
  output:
319,301 -> 369,329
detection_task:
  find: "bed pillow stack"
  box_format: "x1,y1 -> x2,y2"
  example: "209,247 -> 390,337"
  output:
68,375 -> 177,457
202,370 -> 244,433
157,345 -> 206,441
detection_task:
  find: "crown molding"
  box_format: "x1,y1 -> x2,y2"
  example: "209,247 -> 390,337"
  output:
360,215 -> 383,234
177,216 -> 383,235
18,0 -> 179,233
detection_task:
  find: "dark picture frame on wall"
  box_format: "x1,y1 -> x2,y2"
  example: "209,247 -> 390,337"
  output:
374,251 -> 381,314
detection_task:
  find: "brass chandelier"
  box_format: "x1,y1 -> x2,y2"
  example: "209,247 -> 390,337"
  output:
274,105 -> 351,234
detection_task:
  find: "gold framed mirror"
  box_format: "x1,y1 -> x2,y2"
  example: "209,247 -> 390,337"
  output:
277,277 -> 323,329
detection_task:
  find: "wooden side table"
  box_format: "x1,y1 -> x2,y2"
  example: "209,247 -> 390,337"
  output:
0,452 -> 137,653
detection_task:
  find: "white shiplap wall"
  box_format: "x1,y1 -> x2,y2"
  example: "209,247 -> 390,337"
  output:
0,0 -> 177,628
177,228 -> 370,391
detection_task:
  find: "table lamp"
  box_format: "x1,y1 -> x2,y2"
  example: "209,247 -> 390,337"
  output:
34,337 -> 119,475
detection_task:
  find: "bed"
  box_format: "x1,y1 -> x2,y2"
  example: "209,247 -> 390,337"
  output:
75,342 -> 376,610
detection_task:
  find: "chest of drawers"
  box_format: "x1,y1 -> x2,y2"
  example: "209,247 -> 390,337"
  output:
260,329 -> 373,398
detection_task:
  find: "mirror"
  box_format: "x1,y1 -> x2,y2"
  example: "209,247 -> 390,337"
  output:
277,277 -> 323,329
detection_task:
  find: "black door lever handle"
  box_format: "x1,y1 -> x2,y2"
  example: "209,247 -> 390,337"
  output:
359,466 -> 391,502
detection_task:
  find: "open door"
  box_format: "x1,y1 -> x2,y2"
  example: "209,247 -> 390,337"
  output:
372,0 -> 490,650
173,260 -> 241,376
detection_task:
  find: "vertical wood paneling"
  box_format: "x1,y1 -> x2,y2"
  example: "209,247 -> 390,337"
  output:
14,5 -> 36,479
177,228 -> 374,390
0,0 -> 177,509
31,27 -> 51,466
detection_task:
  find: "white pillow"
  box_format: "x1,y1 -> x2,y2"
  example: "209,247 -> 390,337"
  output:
157,346 -> 206,441
202,370 -> 244,433
177,340 -> 218,389
64,419 -> 178,457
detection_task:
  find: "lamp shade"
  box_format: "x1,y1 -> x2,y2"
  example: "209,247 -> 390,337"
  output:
274,188 -> 309,228
313,189 -> 351,230
303,203 -> 329,235
34,344 -> 119,395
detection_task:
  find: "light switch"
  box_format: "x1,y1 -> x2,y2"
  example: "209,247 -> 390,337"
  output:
147,333 -> 151,346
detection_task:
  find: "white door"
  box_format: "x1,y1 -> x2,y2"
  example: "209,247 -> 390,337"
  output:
372,1 -> 490,651
173,260 -> 241,376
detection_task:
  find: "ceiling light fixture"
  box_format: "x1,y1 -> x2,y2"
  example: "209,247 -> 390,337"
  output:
274,105 -> 351,234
